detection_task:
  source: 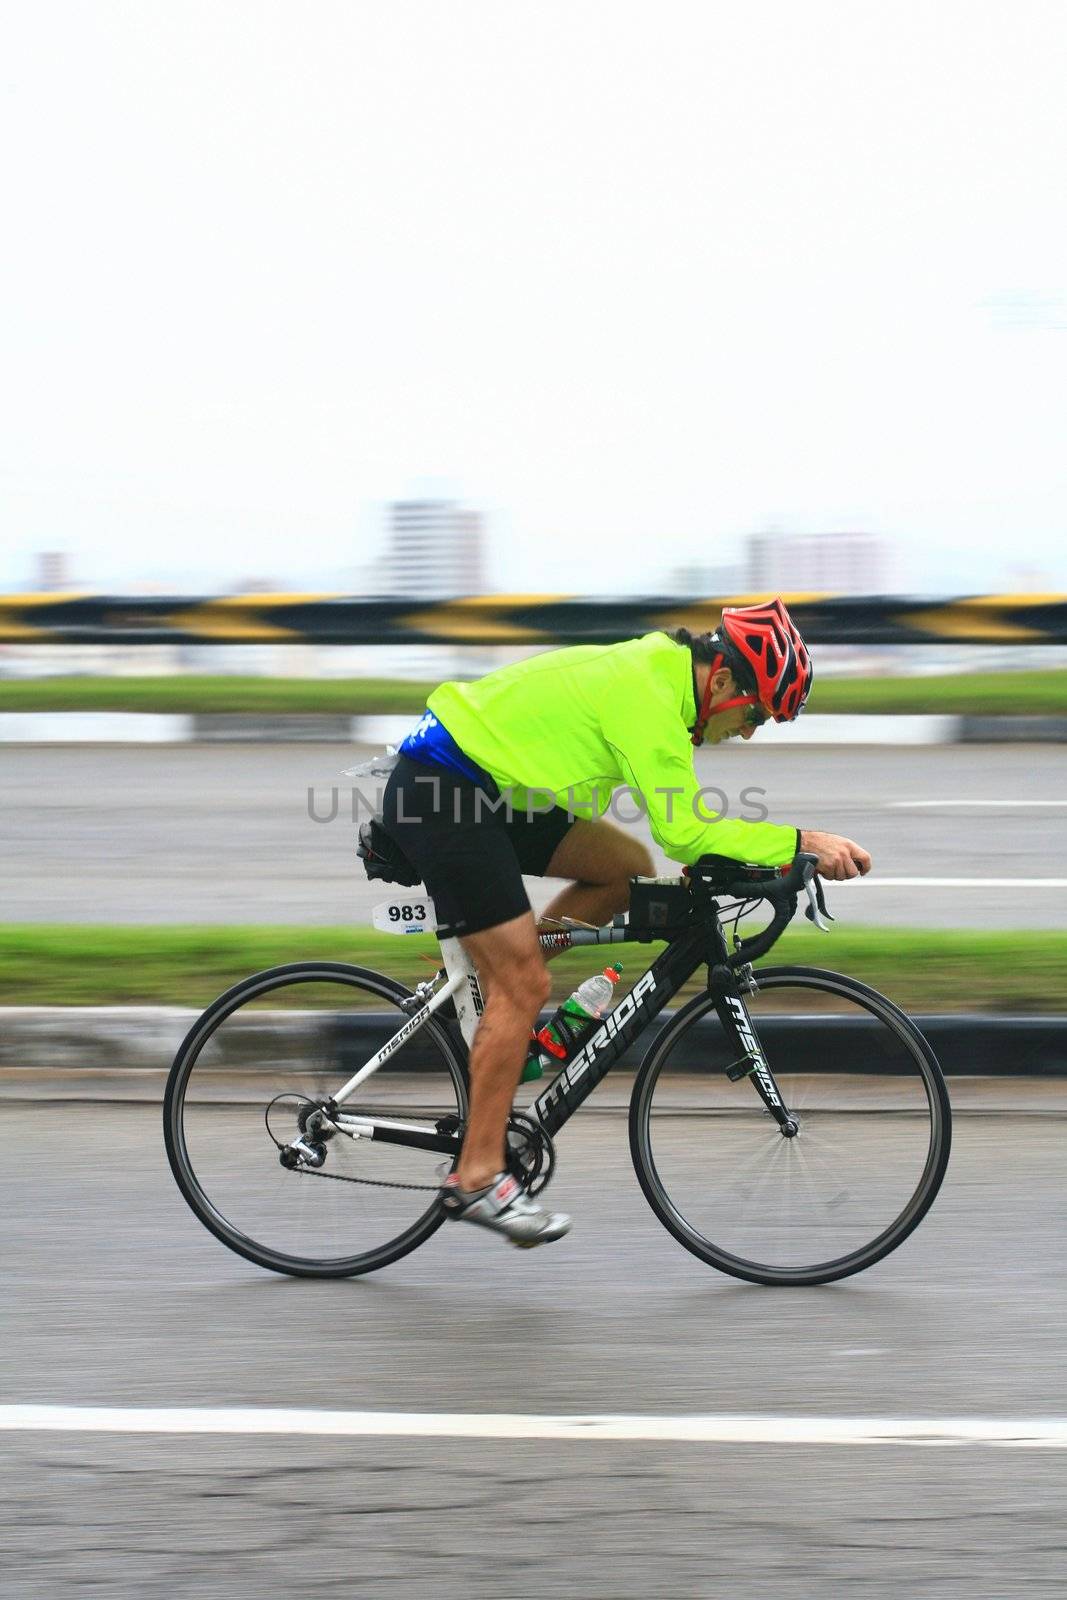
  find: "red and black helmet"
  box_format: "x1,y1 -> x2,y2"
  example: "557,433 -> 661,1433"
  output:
688,597 -> 813,745
719,598 -> 813,723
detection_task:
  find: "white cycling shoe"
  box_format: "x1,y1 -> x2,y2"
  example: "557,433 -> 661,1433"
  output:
440,1171 -> 571,1249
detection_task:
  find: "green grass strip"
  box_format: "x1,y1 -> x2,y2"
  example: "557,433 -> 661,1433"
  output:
807,670 -> 1067,715
1,924 -> 1062,1012
2,669 -> 1066,716
0,676 -> 435,714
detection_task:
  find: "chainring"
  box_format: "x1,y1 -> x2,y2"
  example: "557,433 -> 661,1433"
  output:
504,1112 -> 556,1198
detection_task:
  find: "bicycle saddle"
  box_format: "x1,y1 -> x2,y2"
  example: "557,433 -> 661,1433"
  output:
357,816 -> 422,887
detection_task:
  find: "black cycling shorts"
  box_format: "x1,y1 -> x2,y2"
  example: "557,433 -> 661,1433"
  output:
381,755 -> 575,937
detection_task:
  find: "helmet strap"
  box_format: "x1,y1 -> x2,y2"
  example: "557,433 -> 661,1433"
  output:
691,653 -> 758,746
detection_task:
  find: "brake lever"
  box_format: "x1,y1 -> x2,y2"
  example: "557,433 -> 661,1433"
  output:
803,869 -> 834,932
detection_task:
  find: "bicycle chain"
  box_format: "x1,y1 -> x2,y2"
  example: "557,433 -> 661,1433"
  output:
291,1166 -> 439,1193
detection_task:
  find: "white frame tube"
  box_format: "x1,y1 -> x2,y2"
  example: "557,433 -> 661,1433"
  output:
329,965 -> 465,1107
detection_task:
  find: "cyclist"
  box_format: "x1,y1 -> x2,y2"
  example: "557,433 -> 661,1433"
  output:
380,598 -> 871,1248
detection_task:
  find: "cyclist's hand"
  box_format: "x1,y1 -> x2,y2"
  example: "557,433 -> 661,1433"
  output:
798,830 -> 872,881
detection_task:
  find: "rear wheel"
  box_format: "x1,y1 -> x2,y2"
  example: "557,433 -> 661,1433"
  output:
629,967 -> 951,1286
164,962 -> 467,1278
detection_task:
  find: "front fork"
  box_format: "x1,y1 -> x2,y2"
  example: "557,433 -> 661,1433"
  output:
711,974 -> 799,1137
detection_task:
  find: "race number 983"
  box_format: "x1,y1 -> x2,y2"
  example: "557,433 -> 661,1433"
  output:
372,898 -> 434,933
390,903 -> 425,923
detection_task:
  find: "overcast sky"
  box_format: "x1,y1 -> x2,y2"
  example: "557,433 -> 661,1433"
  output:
2,1 -> 1066,594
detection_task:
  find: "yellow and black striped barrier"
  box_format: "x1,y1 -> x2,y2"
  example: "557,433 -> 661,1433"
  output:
1,593 -> 1066,646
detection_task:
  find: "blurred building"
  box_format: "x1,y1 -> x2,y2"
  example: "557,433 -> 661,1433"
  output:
383,498 -> 488,678
34,550 -> 72,591
387,500 -> 486,598
667,562 -> 745,597
746,531 -> 889,594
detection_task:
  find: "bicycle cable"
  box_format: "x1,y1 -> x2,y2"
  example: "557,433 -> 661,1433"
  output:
718,897 -> 762,950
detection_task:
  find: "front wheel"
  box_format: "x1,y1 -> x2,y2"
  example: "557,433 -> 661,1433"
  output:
629,966 -> 951,1286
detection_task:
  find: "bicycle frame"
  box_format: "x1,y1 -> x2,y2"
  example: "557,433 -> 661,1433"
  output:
318,887 -> 795,1161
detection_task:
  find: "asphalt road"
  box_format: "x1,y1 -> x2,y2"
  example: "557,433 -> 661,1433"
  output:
3,741 -> 1066,927
2,1099 -> 1065,1597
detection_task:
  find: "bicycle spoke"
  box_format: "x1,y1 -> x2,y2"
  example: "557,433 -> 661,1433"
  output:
731,1128 -> 788,1223
729,1132 -> 790,1228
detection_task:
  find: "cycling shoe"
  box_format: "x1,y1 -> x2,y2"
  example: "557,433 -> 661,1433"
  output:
440,1172 -> 571,1249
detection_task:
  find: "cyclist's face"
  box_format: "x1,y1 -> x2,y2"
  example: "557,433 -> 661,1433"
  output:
706,705 -> 758,743
703,672 -> 770,743
740,702 -> 770,739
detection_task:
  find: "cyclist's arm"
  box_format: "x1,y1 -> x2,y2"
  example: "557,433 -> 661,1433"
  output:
600,692 -> 798,868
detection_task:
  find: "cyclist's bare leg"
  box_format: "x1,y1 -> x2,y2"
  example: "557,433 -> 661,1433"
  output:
540,818 -> 654,931
456,912 -> 550,1192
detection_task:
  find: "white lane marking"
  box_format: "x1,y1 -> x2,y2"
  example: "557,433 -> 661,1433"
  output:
2,1407 -> 1066,1448
833,877 -> 1067,888
887,800 -> 1067,809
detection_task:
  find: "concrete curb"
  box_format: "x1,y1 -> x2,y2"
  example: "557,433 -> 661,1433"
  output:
192,714 -> 357,742
0,712 -> 195,743
1,710 -> 1066,745
957,715 -> 1067,742
2,1007 -> 1065,1081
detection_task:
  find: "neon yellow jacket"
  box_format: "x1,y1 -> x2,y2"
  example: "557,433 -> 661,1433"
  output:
427,632 -> 799,867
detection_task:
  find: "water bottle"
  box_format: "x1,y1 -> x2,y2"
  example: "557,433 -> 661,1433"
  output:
521,964 -> 623,1080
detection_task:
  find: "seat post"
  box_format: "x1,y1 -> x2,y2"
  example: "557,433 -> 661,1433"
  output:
436,934 -> 484,1049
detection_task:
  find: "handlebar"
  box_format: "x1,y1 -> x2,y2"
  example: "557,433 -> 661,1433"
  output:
686,852 -> 833,967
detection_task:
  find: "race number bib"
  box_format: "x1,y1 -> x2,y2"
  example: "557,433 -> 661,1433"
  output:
372,897 -> 434,933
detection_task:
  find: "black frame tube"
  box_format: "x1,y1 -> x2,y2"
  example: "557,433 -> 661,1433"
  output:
348,893 -> 795,1157
531,928 -> 709,1138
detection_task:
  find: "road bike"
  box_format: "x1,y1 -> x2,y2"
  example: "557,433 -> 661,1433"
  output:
164,851 -> 951,1286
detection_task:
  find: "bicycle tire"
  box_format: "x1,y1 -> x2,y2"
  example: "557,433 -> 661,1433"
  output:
629,965 -> 951,1286
164,961 -> 468,1278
